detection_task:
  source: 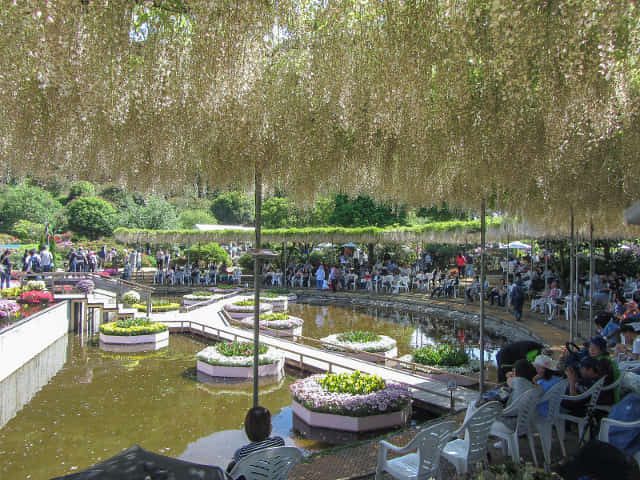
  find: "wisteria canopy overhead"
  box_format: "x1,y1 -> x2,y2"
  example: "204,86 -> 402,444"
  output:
1,1 -> 639,236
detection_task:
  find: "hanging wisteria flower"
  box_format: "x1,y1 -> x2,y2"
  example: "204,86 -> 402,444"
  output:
290,373 -> 411,417
321,332 -> 397,353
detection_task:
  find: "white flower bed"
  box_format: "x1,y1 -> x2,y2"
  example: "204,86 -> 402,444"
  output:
196,345 -> 283,367
223,300 -> 273,319
321,333 -> 397,354
26,280 -> 46,291
183,293 -> 219,301
240,315 -> 304,331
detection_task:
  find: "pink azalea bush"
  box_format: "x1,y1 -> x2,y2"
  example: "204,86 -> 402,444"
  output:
290,374 -> 411,417
19,290 -> 54,305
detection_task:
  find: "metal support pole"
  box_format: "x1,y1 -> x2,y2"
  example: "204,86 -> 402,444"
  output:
570,212 -> 575,342
589,221 -> 594,338
479,199 -> 486,395
575,237 -> 580,338
253,169 -> 263,408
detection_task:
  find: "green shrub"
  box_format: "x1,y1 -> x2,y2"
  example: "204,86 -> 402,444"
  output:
215,341 -> 267,357
234,299 -> 255,306
319,371 -> 386,395
68,181 -> 95,201
237,253 -> 254,273
412,344 -> 469,367
185,242 -> 230,266
121,290 -> 141,305
99,318 -> 168,336
0,185 -> 64,233
66,197 -> 118,239
259,312 -> 291,321
178,209 -> 217,229
11,220 -> 46,242
337,330 -> 381,343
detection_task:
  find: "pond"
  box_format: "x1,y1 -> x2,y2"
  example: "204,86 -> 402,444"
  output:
0,301 -> 505,480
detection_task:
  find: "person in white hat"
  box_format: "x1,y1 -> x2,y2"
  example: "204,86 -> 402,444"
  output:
533,354 -> 563,418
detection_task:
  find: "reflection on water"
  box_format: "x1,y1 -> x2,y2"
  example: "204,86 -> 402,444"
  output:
287,303 -> 504,361
0,335 -> 317,480
0,335 -> 68,429
0,302 -> 505,480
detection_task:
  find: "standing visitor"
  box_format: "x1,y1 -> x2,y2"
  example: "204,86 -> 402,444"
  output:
98,245 -> 107,270
40,245 -> 53,272
156,249 -> 164,271
511,273 -> 526,322
0,250 -> 11,289
315,264 -> 325,290
456,252 -> 466,278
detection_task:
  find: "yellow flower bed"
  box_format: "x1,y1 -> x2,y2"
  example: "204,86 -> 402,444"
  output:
99,318 -> 168,336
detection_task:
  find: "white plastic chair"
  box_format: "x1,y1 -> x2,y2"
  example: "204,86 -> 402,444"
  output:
398,276 -> 410,293
534,379 -> 569,470
490,387 -> 542,466
441,401 -> 502,475
557,376 -> 606,443
229,446 -> 302,480
376,420 -> 457,480
598,417 -> 640,466
595,372 -> 626,414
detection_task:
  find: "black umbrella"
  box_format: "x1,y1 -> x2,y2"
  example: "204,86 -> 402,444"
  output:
51,445 -> 230,480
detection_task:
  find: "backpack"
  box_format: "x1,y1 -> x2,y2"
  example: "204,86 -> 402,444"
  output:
31,255 -> 41,272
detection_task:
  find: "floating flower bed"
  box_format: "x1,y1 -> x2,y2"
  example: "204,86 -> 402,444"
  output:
99,318 -> 169,352
223,299 -> 273,319
196,341 -> 284,378
209,285 -> 243,294
183,291 -> 221,306
321,331 -> 398,363
133,302 -> 181,313
239,312 -> 304,338
290,372 -> 411,432
259,292 -> 290,311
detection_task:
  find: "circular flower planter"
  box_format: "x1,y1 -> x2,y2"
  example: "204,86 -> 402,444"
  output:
321,332 -> 398,363
239,313 -> 304,338
196,343 -> 284,379
98,320 -> 169,352
290,373 -> 411,433
223,300 -> 273,320
259,296 -> 289,312
182,293 -> 221,306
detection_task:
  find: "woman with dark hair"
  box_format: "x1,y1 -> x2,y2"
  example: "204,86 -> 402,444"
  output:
227,406 -> 285,472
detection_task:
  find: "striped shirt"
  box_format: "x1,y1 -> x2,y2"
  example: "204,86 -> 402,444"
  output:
233,436 -> 285,462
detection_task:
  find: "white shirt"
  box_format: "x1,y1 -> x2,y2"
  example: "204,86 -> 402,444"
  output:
633,336 -> 640,356
40,250 -> 53,267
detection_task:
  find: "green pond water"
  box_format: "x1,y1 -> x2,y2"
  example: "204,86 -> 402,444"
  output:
0,302 -> 504,480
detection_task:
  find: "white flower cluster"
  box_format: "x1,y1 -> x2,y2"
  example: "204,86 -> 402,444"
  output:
26,280 -> 46,291
122,290 -> 140,304
183,293 -> 219,301
196,346 -> 283,367
224,302 -> 272,313
321,333 -> 397,353
240,315 -> 304,330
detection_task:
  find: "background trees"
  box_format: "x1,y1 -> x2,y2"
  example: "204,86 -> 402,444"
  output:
66,197 -> 118,240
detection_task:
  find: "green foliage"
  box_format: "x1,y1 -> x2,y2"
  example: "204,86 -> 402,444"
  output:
66,197 -> 118,239
11,220 -> 45,242
210,191 -> 254,225
413,344 -> 470,367
234,299 -> 255,306
308,196 -> 334,226
68,181 -> 96,202
215,341 -> 267,357
261,196 -> 297,228
185,242 -> 230,266
336,331 -> 381,343
134,302 -> 180,312
121,291 -> 141,305
0,233 -> 19,244
0,286 -> 23,298
319,371 -> 386,395
178,209 -> 217,229
0,185 -> 64,233
237,253 -> 254,273
99,318 -> 168,336
100,184 -> 130,207
119,194 -> 179,230
190,291 -> 216,297
416,202 -> 469,221
329,194 -> 406,227
259,312 -> 291,321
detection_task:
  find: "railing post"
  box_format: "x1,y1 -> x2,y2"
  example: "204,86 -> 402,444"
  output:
147,293 -> 152,316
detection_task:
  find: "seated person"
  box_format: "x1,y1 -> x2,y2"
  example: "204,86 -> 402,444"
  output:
563,356 -> 613,416
615,325 -> 640,363
595,311 -> 620,341
465,276 -> 481,303
532,354 -> 563,417
488,279 -> 507,307
495,340 -> 544,383
227,406 -> 285,473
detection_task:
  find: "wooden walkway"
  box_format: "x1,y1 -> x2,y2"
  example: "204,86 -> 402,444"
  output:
149,296 -> 479,414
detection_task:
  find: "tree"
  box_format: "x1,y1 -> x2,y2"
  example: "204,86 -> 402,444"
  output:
119,195 -> 179,230
100,184 -> 130,208
329,194 -> 406,227
210,191 -> 254,225
11,219 -> 46,242
67,197 -> 118,239
307,197 -> 334,227
0,185 -> 64,233
178,209 -> 217,229
261,196 -> 297,228
68,181 -> 96,202
185,242 -> 231,266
